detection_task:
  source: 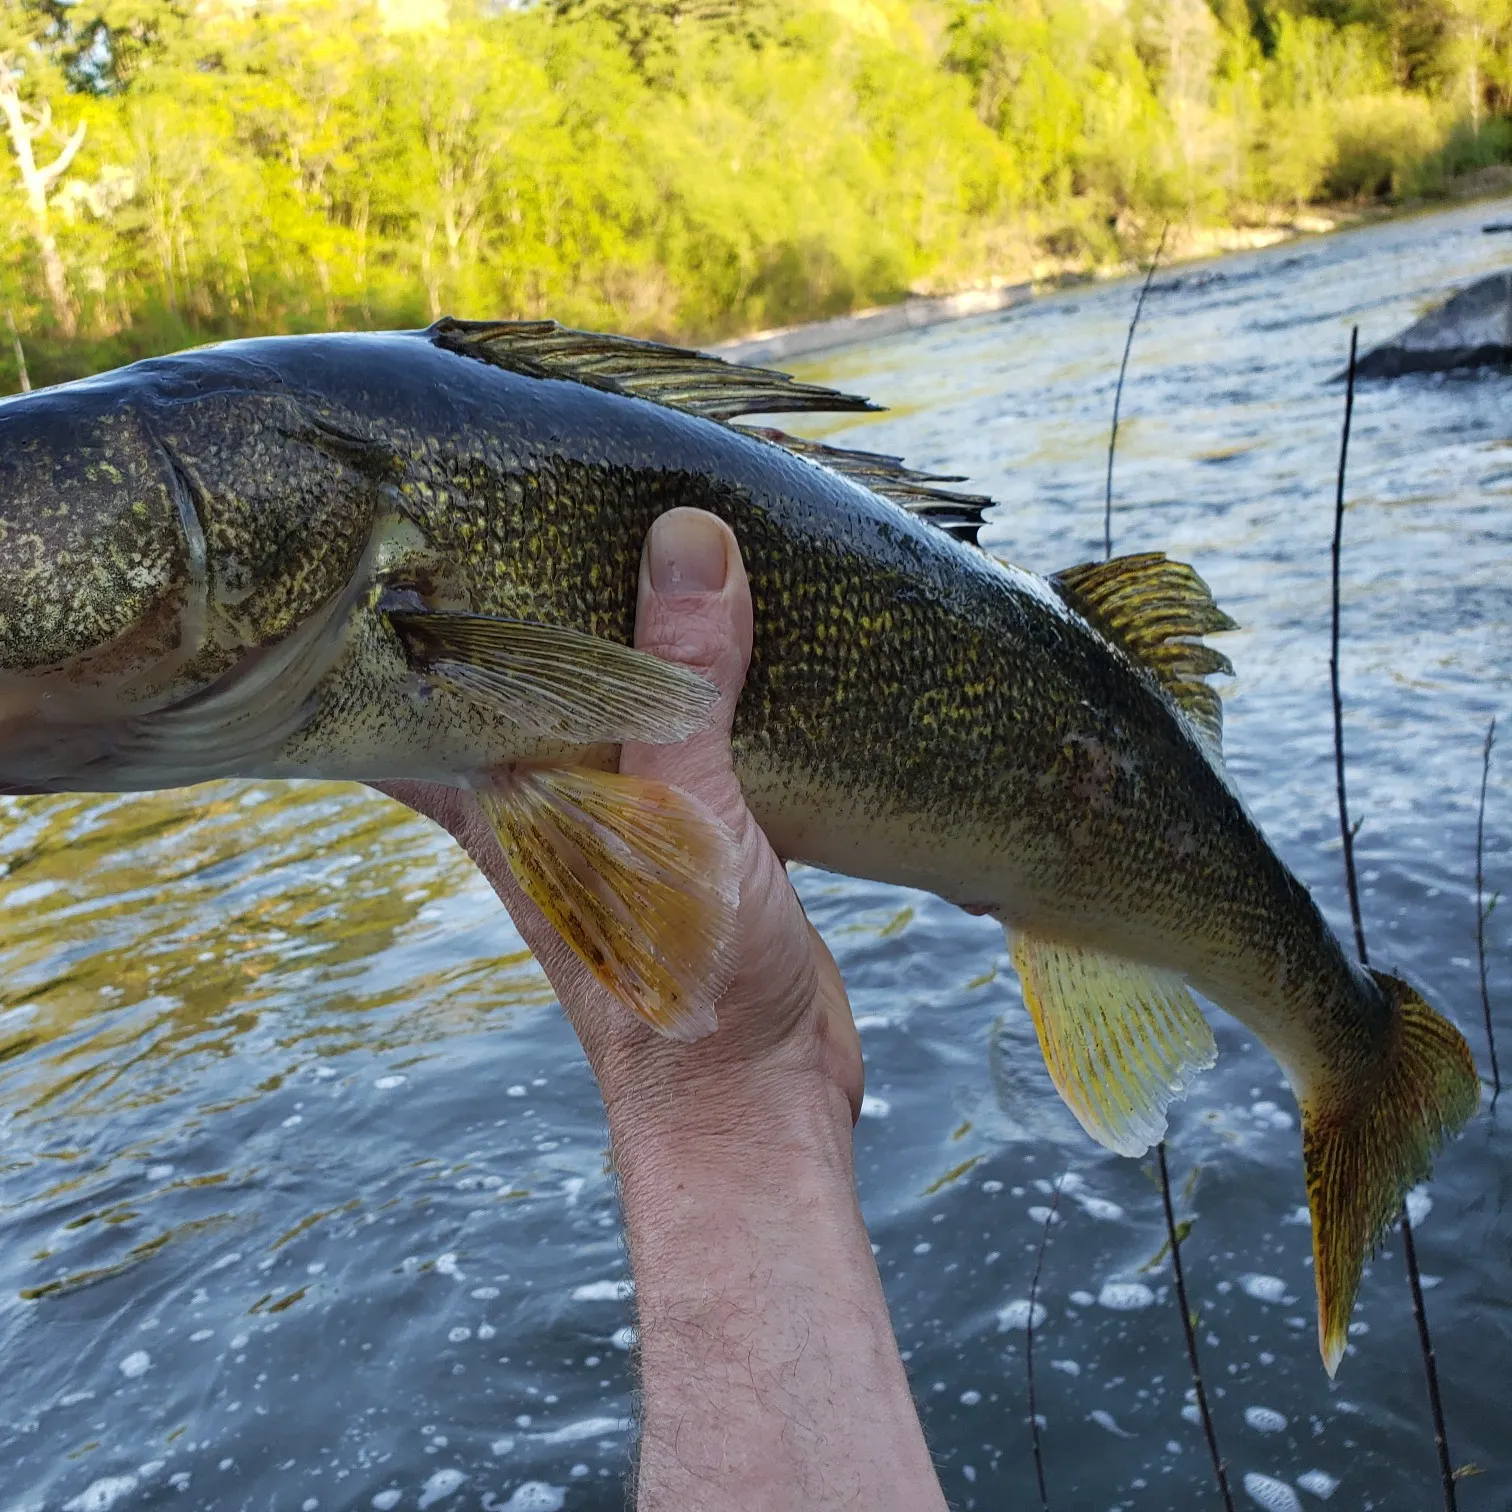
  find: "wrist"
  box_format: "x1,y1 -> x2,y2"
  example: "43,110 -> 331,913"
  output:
604,1047 -> 856,1203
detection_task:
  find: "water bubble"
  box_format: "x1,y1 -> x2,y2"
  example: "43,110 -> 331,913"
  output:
1087,1409 -> 1134,1438
417,1468 -> 465,1508
1049,1359 -> 1080,1377
1076,1196 -> 1125,1222
1296,1469 -> 1339,1500
996,1299 -> 1047,1331
1244,1406 -> 1287,1434
859,1095 -> 891,1119
371,1493 -> 401,1511
959,1390 -> 981,1405
1097,1281 -> 1155,1311
1405,1187 -> 1432,1226
1240,1274 -> 1291,1303
1242,1472 -> 1303,1511
118,1351 -> 151,1379
64,1477 -> 139,1512
500,1486 -> 565,1512
572,1277 -> 627,1304
374,1075 -> 406,1091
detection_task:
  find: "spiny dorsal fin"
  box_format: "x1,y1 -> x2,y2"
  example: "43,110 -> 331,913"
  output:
1050,552 -> 1236,754
429,317 -> 879,423
735,425 -> 992,546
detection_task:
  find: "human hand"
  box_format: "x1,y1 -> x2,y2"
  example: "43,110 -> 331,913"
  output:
375,507 -> 863,1148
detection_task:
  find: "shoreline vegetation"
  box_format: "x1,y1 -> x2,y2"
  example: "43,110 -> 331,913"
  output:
1,0 -> 1510,389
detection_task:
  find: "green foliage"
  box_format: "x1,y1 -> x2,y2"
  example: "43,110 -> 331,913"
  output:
0,0 -> 1505,382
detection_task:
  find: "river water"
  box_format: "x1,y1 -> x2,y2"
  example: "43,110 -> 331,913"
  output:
2,198 -> 1510,1512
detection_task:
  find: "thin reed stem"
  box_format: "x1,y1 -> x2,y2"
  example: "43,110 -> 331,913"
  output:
1475,716 -> 1499,1100
1103,223 -> 1169,561
1329,325 -> 1367,965
1025,1174 -> 1063,1511
1328,327 -> 1458,1511
1158,1144 -> 1234,1512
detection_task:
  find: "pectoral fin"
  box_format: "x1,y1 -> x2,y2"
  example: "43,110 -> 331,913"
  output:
480,765 -> 739,1040
392,611 -> 719,745
1009,930 -> 1217,1156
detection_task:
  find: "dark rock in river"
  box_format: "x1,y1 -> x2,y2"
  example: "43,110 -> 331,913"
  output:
1355,270 -> 1512,377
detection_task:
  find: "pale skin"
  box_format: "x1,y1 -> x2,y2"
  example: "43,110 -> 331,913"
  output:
378,507 -> 949,1512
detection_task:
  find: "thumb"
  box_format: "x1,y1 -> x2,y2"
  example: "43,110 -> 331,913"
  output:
619,508 -> 753,822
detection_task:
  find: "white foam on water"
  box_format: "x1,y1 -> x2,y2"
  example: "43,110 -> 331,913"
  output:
1240,1274 -> 1291,1303
371,1492 -> 401,1510
417,1468 -> 465,1508
1027,1206 -> 1060,1225
448,1327 -> 471,1343
959,1390 -> 981,1405
63,1476 -> 138,1512
1181,1404 -> 1202,1425
374,1076 -> 407,1090
472,1286 -> 500,1300
1076,1197 -> 1125,1222
1097,1281 -> 1155,1311
1295,1469 -> 1339,1500
147,1165 -> 174,1180
1087,1409 -> 1133,1438
1242,1472 -> 1303,1511
500,1486 -> 565,1512
1282,1207 -> 1311,1227
118,1351 -> 151,1378
610,1326 -> 637,1351
491,1437 -> 516,1456
532,1416 -> 631,1444
996,1299 -> 1047,1331
1405,1187 -> 1432,1225
1068,1290 -> 1095,1307
136,1461 -> 164,1477
1049,1359 -> 1080,1376
435,1253 -> 462,1278
572,1280 -> 633,1302
210,1253 -> 242,1272
1244,1406 -> 1287,1434
858,1095 -> 891,1119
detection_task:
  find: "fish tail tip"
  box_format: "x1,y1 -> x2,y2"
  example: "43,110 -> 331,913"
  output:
1302,970 -> 1479,1374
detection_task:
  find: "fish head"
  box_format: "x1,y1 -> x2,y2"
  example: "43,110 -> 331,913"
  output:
0,353 -> 393,790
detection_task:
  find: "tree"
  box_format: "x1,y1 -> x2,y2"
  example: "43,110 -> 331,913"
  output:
0,31 -> 86,334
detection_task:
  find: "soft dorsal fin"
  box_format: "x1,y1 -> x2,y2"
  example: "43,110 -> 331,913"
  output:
1050,553 -> 1236,754
429,317 -> 879,423
734,425 -> 992,545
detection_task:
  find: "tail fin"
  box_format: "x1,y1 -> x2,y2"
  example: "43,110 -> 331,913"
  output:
1302,971 -> 1479,1375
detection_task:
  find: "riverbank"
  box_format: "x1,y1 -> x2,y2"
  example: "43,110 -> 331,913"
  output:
708,183 -> 1512,366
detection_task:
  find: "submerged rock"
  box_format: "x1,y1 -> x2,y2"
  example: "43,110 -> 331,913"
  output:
1355,270 -> 1512,377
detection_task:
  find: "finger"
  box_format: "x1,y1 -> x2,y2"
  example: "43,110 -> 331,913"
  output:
620,508 -> 752,825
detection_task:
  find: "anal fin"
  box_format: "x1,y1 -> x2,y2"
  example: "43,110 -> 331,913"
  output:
1009,930 -> 1217,1156
480,765 -> 739,1040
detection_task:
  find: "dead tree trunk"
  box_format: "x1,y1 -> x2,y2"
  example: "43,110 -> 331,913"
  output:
0,57 -> 86,338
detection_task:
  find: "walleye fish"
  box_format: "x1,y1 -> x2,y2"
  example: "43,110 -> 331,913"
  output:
0,319 -> 1477,1371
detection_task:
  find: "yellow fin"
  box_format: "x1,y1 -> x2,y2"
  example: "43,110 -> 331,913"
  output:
480,765 -> 738,1040
1303,971 -> 1478,1376
1009,930 -> 1217,1157
1050,553 -> 1236,756
392,611 -> 718,745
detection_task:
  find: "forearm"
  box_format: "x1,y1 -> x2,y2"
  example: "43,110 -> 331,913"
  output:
609,1080 -> 947,1512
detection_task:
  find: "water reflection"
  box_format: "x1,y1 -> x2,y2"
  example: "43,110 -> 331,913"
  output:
3,198 -> 1512,1511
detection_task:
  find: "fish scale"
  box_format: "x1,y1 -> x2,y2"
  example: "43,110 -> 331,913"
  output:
0,318 -> 1478,1371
